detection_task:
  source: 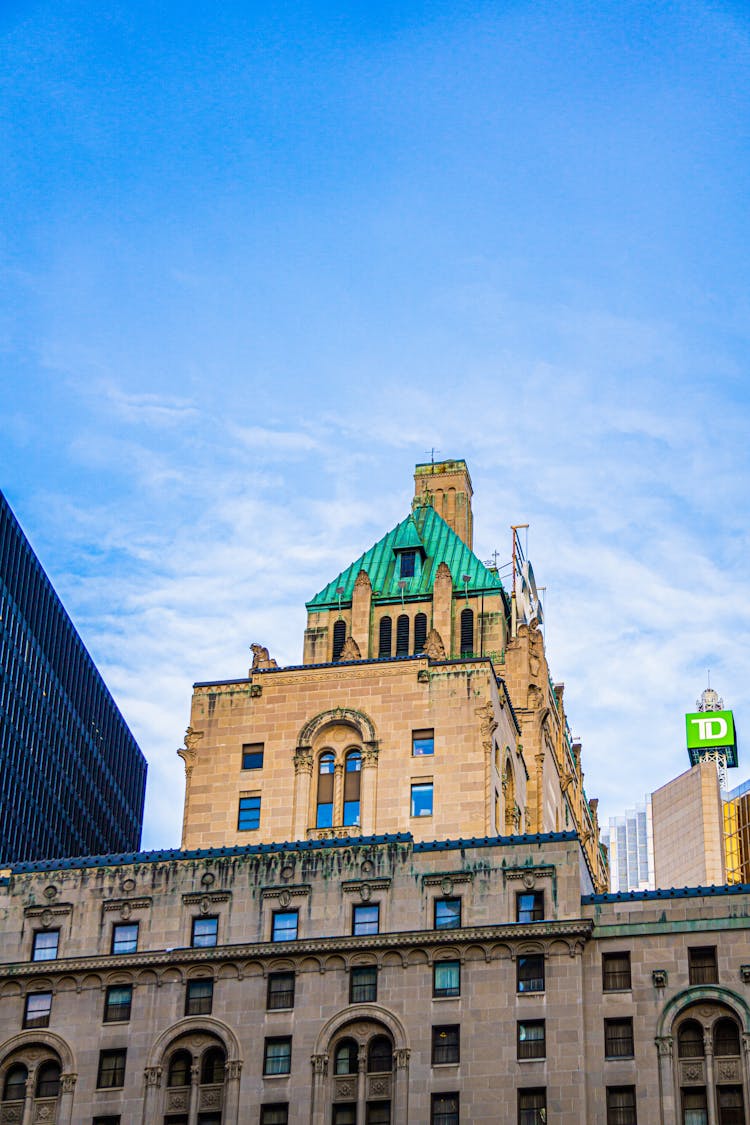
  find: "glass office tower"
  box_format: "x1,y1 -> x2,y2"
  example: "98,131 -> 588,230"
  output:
0,490 -> 147,862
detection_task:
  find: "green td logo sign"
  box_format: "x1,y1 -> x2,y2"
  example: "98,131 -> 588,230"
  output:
685,710 -> 735,749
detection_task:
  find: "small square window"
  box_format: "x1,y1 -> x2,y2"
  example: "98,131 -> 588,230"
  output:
238,795 -> 261,831
517,955 -> 545,993
688,946 -> 718,985
97,1049 -> 127,1089
412,729 -> 434,756
185,979 -> 213,1016
267,972 -> 295,1010
192,916 -> 219,948
260,1106 -> 289,1125
350,965 -> 377,1004
411,782 -> 433,817
431,1093 -> 459,1125
602,952 -> 631,991
518,1020 -> 546,1060
433,960 -> 460,998
264,1037 -> 292,1076
272,911 -> 298,942
606,1085 -> 637,1125
400,551 -> 416,578
23,991 -> 52,1029
605,1018 -> 634,1059
431,1024 -> 460,1065
242,743 -> 265,770
516,891 -> 544,923
518,1088 -> 546,1125
31,929 -> 59,962
103,985 -> 132,1023
434,898 -> 461,930
111,922 -> 139,955
353,904 -> 379,936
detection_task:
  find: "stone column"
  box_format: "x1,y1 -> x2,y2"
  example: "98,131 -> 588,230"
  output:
20,1072 -> 34,1125
360,743 -> 380,835
357,1046 -> 367,1125
310,1053 -> 329,1125
655,1035 -> 676,1125
704,1032 -> 718,1125
741,1033 -> 750,1120
393,1048 -> 410,1125
333,762 -> 345,828
58,1073 -> 77,1125
293,747 -> 314,839
224,1059 -> 242,1125
187,1062 -> 200,1125
141,1066 -> 163,1125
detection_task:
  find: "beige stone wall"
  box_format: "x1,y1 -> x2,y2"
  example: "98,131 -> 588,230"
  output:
652,762 -> 726,888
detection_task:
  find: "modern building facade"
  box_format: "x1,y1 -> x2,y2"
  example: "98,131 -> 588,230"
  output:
0,461 -> 748,1125
0,489 -> 147,862
606,800 -> 654,893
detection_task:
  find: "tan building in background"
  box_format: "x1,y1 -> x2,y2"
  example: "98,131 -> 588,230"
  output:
652,761 -> 727,889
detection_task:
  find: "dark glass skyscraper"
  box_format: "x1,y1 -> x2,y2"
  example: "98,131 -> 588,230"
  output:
0,490 -> 147,862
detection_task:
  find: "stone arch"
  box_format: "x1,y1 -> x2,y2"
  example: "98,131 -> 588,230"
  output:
146,1015 -> 241,1069
298,708 -> 377,749
656,986 -> 750,1039
314,1003 -> 409,1056
0,1030 -> 74,1073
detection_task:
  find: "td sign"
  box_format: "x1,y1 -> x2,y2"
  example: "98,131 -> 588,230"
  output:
685,710 -> 738,768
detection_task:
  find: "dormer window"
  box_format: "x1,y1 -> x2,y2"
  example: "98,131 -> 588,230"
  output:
400,551 -> 416,578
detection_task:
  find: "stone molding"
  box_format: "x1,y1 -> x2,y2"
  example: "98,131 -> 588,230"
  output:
182,892 -> 231,907
260,885 -> 311,903
23,904 -> 72,923
421,872 -> 474,890
102,897 -> 152,916
341,879 -> 392,897
503,865 -> 555,888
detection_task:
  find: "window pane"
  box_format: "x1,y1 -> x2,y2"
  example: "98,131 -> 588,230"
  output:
412,730 -> 434,756
605,1019 -> 634,1059
333,1106 -> 357,1125
350,966 -> 378,1003
260,1106 -> 289,1125
268,972 -> 295,1010
192,916 -> 218,948
185,979 -> 213,1015
516,892 -> 544,923
519,1089 -> 546,1125
400,551 -> 416,578
272,912 -> 298,941
606,1086 -> 637,1125
264,1039 -> 291,1075
688,947 -> 718,985
343,800 -> 360,826
112,923 -> 139,954
104,985 -> 132,1022
518,1021 -> 545,1059
435,898 -> 461,929
517,955 -> 545,992
316,802 -> 334,828
238,796 -> 261,830
366,1103 -> 391,1125
434,961 -> 460,997
24,991 -> 52,1028
602,952 -> 631,991
97,1050 -> 126,1088
32,930 -> 59,961
432,1094 -> 459,1125
411,783 -> 433,817
431,1025 -> 460,1064
242,744 -> 264,769
353,905 -> 380,936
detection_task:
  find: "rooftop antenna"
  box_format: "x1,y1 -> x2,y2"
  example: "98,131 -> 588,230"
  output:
510,524 -> 529,637
425,448 -> 440,470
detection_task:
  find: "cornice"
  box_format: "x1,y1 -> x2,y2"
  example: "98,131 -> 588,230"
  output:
0,919 -> 594,979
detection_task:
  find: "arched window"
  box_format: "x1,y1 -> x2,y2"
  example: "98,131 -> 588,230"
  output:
167,1050 -> 192,1087
413,613 -> 427,654
378,617 -> 392,658
343,750 -> 361,827
35,1061 -> 60,1099
332,620 -> 346,662
678,1021 -> 705,1059
201,1046 -> 226,1085
714,1017 -> 741,1056
316,751 -> 335,828
2,1063 -> 27,1101
367,1036 -> 393,1073
396,615 -> 409,657
460,608 -> 473,656
334,1039 -> 358,1075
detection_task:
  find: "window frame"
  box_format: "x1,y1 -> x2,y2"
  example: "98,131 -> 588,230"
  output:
263,1036 -> 292,1077
191,915 -> 219,948
103,983 -> 133,1023
260,1106 -> 289,1125
184,977 -> 214,1017
604,1017 -> 635,1060
517,1019 -> 546,1060
242,743 -> 264,770
238,794 -> 261,831
110,921 -> 139,955
352,903 -> 380,937
434,897 -> 461,930
31,929 -> 59,962
688,945 -> 718,985
23,990 -> 52,1029
433,959 -> 460,999
516,891 -> 544,923
350,965 -> 378,1004
518,1087 -> 547,1125
412,729 -> 434,757
431,1024 -> 460,1066
271,910 -> 299,942
517,954 -> 545,994
96,1049 -> 127,1090
431,1092 -> 459,1125
267,971 -> 296,1011
606,1085 -> 638,1125
411,781 -> 434,818
602,951 -> 632,991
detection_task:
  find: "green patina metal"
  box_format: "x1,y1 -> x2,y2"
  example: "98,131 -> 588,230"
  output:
307,504 -> 505,610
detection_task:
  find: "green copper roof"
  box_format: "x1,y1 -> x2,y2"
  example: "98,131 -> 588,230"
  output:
307,505 -> 504,610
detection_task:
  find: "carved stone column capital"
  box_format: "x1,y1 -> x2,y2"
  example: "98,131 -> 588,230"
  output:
311,1053 -> 328,1076
293,747 -> 314,775
362,741 -> 380,766
394,1048 -> 411,1069
60,1072 -> 77,1093
144,1065 -> 163,1088
226,1059 -> 242,1081
655,1035 -> 673,1059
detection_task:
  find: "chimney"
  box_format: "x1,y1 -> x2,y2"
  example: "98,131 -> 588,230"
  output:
413,459 -> 474,548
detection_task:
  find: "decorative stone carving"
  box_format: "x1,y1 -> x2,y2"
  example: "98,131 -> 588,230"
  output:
361,861 -> 374,876
394,1048 -> 411,1069
178,727 -> 204,777
423,629 -> 446,660
59,1072 -> 77,1092
362,742 -> 380,766
201,872 -> 215,887
367,1075 -> 391,1097
144,1065 -> 162,1088
335,1078 -> 355,1098
226,1059 -> 242,1080
278,891 -> 291,909
121,877 -> 136,893
167,1090 -> 189,1110
43,885 -> 58,901
250,643 -> 278,670
311,1053 -> 329,1076
293,747 -> 314,776
340,636 -> 362,661
280,866 -> 295,881
652,969 -> 668,988
476,701 -> 498,750
655,1035 -> 673,1058
680,1060 -> 705,1084
717,1058 -> 741,1082
740,964 -> 750,984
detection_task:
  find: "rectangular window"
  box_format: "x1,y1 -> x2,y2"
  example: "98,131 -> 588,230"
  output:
433,960 -> 460,998
681,1089 -> 708,1123
434,898 -> 461,930
272,911 -> 298,942
93,1118 -> 122,1125
400,551 -> 416,578
516,892 -> 544,923
111,922 -> 139,955
264,1037 -> 292,1076
412,729 -> 434,756
607,1086 -> 638,1125
605,1018 -> 635,1059
350,965 -> 378,1004
238,795 -> 261,831
432,1024 -> 460,1065
192,916 -> 219,948
31,929 -> 59,961
431,1093 -> 459,1125
260,1107 -> 289,1125
518,1020 -> 546,1060
23,991 -> 52,1029
332,1108 -> 357,1125
602,952 -> 632,991
517,955 -> 545,993
518,1088 -> 547,1125
242,743 -> 264,770
97,1049 -> 127,1089
267,972 -> 295,1010
103,984 -> 132,1023
411,782 -> 433,817
353,904 -> 380,936
688,946 -> 718,985
365,1104 -> 391,1124
717,1088 -> 744,1123
185,979 -> 214,1016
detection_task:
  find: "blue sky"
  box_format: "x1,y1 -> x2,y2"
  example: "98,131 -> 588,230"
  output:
2,0 -> 749,849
